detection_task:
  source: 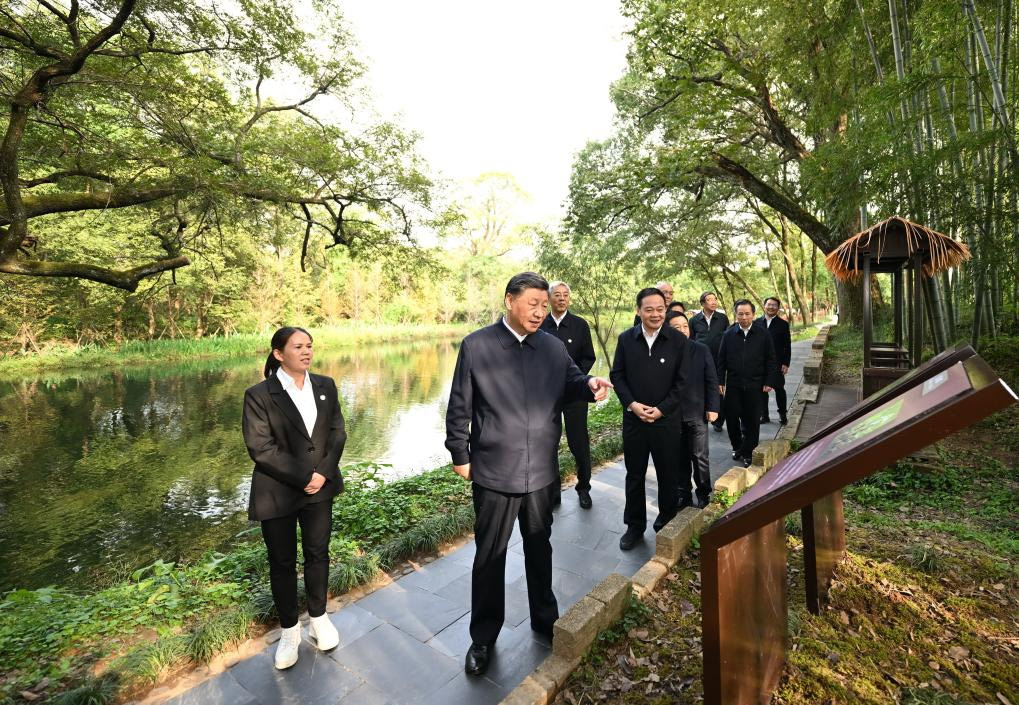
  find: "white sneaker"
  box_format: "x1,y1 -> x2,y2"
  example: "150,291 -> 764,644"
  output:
274,624 -> 302,669
309,614 -> 340,651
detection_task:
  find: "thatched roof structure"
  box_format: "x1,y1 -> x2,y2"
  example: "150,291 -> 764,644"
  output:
825,216 -> 971,282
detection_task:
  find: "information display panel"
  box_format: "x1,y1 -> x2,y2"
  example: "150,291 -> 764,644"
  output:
701,355 -> 1016,705
804,343 -> 975,447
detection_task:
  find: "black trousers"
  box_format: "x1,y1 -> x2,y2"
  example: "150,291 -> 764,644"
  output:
725,385 -> 763,460
563,400 -> 592,492
679,418 -> 711,501
712,394 -> 726,430
622,415 -> 681,530
261,499 -> 332,629
470,481 -> 558,646
760,373 -> 787,419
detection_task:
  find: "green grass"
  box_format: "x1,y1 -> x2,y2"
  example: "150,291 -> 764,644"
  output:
0,322 -> 471,380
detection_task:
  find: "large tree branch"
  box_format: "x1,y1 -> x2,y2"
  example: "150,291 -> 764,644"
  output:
0,254 -> 189,291
696,152 -> 832,250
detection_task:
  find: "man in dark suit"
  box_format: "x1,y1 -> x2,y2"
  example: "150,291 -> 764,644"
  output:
756,297 -> 792,425
716,299 -> 779,467
540,281 -> 597,508
445,272 -> 613,676
666,311 -> 720,507
689,291 -> 729,432
610,287 -> 688,550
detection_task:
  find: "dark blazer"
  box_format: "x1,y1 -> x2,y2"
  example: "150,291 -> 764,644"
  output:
755,315 -> 792,367
716,324 -> 780,390
540,310 -> 596,373
689,310 -> 730,361
609,324 -> 687,420
444,322 -> 595,494
679,339 -> 721,422
243,372 -> 347,521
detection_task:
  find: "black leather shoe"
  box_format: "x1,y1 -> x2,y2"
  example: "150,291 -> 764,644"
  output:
577,489 -> 592,509
653,512 -> 674,532
760,416 -> 771,424
695,494 -> 711,508
619,527 -> 644,550
732,451 -> 742,461
779,415 -> 788,425
742,456 -> 752,468
465,642 -> 492,675
531,622 -> 554,640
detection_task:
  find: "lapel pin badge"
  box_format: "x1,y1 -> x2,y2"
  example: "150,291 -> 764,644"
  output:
660,358 -> 665,363
568,338 -> 572,343
320,394 -> 326,401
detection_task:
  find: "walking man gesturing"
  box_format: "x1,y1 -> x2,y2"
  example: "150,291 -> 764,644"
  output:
445,272 -> 613,676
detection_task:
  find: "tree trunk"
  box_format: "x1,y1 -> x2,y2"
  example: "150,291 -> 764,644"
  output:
836,277 -> 865,329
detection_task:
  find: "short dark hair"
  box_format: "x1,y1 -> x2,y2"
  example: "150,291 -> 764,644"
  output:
665,310 -> 688,323
764,296 -> 781,306
699,291 -> 717,305
636,287 -> 666,309
505,272 -> 549,297
733,298 -> 756,313
264,326 -> 313,379
667,301 -> 685,312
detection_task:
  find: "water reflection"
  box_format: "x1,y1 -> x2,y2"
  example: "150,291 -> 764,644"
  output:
0,338 -> 460,591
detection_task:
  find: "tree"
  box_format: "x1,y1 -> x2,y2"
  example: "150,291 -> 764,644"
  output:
0,0 -> 433,291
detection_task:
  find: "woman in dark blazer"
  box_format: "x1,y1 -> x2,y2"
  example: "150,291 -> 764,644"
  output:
242,326 -> 347,670
666,311 -> 720,507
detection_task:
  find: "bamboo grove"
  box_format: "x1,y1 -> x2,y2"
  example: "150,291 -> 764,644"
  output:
555,0 -> 1019,349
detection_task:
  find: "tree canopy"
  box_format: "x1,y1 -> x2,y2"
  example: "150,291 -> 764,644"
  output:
0,0 -> 433,291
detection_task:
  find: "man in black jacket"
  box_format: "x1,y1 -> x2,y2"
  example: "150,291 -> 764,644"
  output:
610,287 -> 688,550
689,291 -> 730,432
540,281 -> 598,508
716,299 -> 779,467
445,272 -> 613,677
756,297 -> 792,425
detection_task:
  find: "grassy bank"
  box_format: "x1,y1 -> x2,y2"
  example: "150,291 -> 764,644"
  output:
0,322 -> 471,380
0,397 -> 625,704
555,335 -> 1018,705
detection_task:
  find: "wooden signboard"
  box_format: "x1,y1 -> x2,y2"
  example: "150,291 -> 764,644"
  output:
701,355 -> 1016,705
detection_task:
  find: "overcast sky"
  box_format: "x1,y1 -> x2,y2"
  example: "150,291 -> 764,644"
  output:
338,1 -> 630,225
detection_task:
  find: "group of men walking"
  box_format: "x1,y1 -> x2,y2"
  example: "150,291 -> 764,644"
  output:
444,272 -> 792,677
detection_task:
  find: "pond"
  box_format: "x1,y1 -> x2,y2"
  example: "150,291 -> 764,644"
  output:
0,338 -> 463,592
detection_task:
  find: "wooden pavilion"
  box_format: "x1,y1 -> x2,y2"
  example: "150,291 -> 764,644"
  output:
825,216 -> 970,397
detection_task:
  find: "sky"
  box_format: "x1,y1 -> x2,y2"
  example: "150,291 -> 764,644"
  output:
338,1 -> 631,226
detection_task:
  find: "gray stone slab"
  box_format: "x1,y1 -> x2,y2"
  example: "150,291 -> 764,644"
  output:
329,623 -> 460,702
325,604 -> 384,650
229,642 -> 362,705
162,671 -> 257,705
546,539 -> 623,581
502,584 -> 532,628
416,671 -> 509,705
354,583 -> 468,643
483,625 -> 551,690
396,556 -> 472,593
335,681 -> 393,705
424,611 -> 472,659
433,572 -> 472,608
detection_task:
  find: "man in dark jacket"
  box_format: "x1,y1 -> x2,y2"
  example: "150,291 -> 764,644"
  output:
756,297 -> 792,425
540,281 -> 597,508
445,272 -> 613,677
610,287 -> 688,550
666,311 -> 720,507
689,291 -> 730,432
716,299 -> 779,467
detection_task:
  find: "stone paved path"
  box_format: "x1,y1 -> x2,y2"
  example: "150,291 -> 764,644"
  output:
164,339 -> 813,705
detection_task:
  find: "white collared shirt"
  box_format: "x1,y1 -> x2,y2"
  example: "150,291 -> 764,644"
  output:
740,324 -> 753,337
702,310 -> 713,326
502,316 -> 527,343
765,314 -> 775,328
641,324 -> 661,354
550,311 -> 567,327
276,367 -> 317,436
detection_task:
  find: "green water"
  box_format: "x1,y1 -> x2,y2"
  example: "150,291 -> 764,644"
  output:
0,339 -> 460,592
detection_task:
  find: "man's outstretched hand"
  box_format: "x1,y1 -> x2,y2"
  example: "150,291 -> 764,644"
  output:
588,377 -> 614,402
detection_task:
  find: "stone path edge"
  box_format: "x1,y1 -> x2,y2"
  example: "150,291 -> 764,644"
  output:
499,323 -> 830,705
